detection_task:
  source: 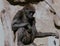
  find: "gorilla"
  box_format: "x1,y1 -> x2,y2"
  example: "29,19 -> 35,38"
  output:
11,4 -> 59,46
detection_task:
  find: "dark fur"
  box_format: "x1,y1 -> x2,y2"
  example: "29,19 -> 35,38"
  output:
7,0 -> 44,6
11,5 -> 59,46
12,4 -> 35,34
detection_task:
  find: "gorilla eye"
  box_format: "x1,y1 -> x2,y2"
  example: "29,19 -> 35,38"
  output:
29,11 -> 35,14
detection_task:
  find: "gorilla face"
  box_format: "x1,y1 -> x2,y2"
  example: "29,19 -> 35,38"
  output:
25,10 -> 35,19
23,5 -> 35,19
28,11 -> 35,19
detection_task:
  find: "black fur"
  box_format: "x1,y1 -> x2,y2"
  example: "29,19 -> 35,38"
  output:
7,0 -> 44,6
11,4 -> 59,46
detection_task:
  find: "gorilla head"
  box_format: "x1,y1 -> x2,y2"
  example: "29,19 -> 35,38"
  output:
22,4 -> 35,19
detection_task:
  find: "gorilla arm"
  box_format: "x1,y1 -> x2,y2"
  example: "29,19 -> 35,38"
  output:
35,32 -> 59,39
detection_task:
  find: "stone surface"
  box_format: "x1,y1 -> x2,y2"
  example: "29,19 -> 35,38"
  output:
0,0 -> 60,46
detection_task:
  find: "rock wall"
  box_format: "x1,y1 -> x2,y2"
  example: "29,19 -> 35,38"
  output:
0,0 -> 60,46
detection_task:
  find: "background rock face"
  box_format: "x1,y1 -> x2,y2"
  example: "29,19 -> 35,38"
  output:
0,0 -> 60,46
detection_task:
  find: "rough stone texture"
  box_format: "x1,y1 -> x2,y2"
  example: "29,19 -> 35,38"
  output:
0,0 -> 60,46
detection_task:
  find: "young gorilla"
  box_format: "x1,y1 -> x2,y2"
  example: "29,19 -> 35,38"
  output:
11,4 -> 59,46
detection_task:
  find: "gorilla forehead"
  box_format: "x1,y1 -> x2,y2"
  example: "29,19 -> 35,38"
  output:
23,4 -> 35,11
